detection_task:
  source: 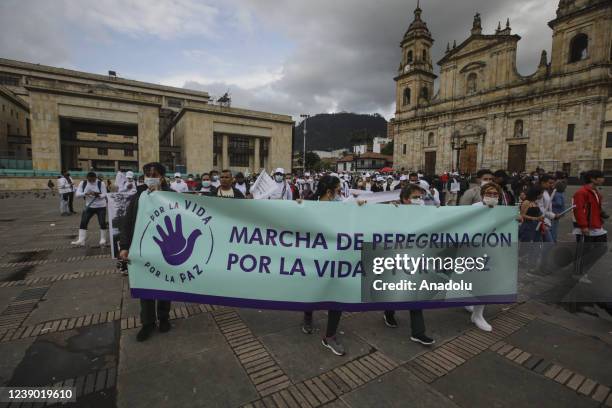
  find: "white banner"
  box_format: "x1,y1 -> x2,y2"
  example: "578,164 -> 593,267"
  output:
107,192 -> 136,258
250,170 -> 277,200
344,189 -> 399,203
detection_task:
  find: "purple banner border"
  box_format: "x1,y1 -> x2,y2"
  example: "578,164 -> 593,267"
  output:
131,288 -> 516,311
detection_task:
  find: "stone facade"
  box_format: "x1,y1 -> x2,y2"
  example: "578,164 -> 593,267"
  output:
392,0 -> 612,177
0,86 -> 29,159
0,58 -> 293,174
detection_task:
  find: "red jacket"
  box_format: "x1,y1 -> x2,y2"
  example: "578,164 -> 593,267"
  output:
572,185 -> 603,230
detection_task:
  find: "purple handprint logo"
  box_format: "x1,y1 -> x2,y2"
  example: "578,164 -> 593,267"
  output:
153,214 -> 202,266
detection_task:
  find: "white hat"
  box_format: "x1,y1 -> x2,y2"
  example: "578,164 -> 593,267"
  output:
387,175 -> 394,179
126,171 -> 134,179
376,176 -> 384,182
174,172 -> 181,178
365,173 -> 371,178
274,168 -> 285,175
304,172 -> 310,177
399,175 -> 408,181
417,180 -> 430,190
330,172 -> 339,177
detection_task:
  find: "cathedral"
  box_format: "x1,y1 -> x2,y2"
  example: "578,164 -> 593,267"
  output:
391,0 -> 612,177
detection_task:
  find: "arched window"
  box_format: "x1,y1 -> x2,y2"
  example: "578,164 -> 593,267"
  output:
514,120 -> 524,137
403,88 -> 411,106
427,132 -> 435,146
422,49 -> 427,61
407,50 -> 413,64
420,86 -> 429,101
466,73 -> 477,94
569,33 -> 588,63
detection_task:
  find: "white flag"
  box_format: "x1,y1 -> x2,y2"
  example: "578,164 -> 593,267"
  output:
250,170 -> 277,199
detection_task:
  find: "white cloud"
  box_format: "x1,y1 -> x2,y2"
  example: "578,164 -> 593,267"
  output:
160,65 -> 284,91
63,0 -> 220,40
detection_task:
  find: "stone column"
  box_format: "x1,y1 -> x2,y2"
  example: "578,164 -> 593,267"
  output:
222,134 -> 229,169
138,106 -> 160,169
29,92 -> 61,171
253,137 -> 260,172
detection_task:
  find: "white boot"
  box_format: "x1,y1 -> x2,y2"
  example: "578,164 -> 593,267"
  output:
99,229 -> 108,247
71,229 -> 87,246
464,305 -> 474,313
471,305 -> 492,332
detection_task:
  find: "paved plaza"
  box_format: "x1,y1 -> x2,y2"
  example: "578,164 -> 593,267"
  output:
0,188 -> 611,407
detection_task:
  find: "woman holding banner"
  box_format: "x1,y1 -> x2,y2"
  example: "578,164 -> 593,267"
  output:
301,175 -> 347,356
465,182 -> 505,332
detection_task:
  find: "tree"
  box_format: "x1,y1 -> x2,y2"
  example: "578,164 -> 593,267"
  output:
305,152 -> 321,170
381,141 -> 394,155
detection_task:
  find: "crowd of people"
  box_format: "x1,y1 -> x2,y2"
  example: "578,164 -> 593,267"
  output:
56,163 -> 608,356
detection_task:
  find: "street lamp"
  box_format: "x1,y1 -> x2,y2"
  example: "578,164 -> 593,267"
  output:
450,131 -> 467,173
300,114 -> 310,171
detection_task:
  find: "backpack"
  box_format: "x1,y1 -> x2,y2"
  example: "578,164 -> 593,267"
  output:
81,180 -> 102,193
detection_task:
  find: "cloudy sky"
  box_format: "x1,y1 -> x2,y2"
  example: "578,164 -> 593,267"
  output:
0,0 -> 557,121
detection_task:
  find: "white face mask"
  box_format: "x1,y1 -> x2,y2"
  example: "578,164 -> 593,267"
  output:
410,198 -> 425,206
144,177 -> 160,190
481,180 -> 491,187
274,175 -> 284,183
483,196 -> 498,207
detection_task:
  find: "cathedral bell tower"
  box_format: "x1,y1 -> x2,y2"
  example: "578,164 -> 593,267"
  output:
395,1 -> 437,113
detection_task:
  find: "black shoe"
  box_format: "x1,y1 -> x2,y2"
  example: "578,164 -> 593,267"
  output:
302,320 -> 313,334
410,334 -> 435,346
136,324 -> 155,342
322,336 -> 345,356
159,319 -> 171,333
383,313 -> 398,328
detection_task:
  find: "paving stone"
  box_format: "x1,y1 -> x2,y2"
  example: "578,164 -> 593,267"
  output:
342,366 -> 456,408
592,385 -> 610,403
432,352 -> 597,408
507,319 -> 612,385
567,373 -> 585,391
260,324 -> 369,383
544,364 -> 563,379
554,368 -> 573,385
117,344 -> 257,408
118,314 -> 225,373
577,378 -> 597,396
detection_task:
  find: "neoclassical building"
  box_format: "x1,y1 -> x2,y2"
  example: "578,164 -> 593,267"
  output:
392,0 -> 612,176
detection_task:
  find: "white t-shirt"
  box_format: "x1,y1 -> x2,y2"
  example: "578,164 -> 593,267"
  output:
75,180 -> 107,208
171,180 -> 189,193
268,181 -> 292,200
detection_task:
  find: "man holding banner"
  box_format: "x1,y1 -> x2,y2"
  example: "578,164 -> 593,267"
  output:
120,162 -> 173,342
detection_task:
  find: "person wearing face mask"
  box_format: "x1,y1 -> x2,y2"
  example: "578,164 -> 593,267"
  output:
119,171 -> 137,193
71,172 -> 109,247
383,184 -> 435,345
233,172 -> 250,197
210,170 -> 221,188
268,168 -> 293,200
465,182 -> 502,332
301,175 -> 347,355
459,169 -> 494,206
198,173 -> 217,196
120,162 -> 172,342
463,182 -> 504,332
170,173 -> 189,193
